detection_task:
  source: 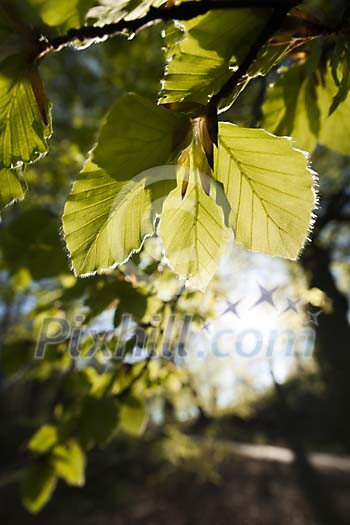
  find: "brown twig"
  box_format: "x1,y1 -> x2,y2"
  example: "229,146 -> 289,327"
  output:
38,0 -> 292,58
211,1 -> 299,106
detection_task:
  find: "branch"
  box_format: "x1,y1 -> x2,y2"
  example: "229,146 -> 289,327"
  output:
211,1 -> 298,106
39,0 -> 289,57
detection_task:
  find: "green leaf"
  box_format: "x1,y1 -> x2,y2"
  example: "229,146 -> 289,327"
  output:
318,67 -> 350,154
0,6 -> 51,168
329,37 -> 350,115
28,425 -> 58,454
21,461 -> 57,514
0,168 -> 26,210
92,93 -> 189,178
159,8 -> 270,108
160,140 -> 230,291
51,439 -> 86,486
63,162 -> 154,276
263,64 -> 320,153
63,93 -> 190,276
87,0 -> 165,26
119,395 -> 148,436
263,62 -> 350,155
23,0 -> 94,29
215,123 -> 316,260
0,61 -> 51,168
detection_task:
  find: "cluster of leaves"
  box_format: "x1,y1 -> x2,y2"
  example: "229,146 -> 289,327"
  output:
1,0 -> 350,514
3,0 -> 350,292
0,0 -> 330,292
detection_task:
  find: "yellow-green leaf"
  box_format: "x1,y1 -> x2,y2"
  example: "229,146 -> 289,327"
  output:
0,168 -> 26,211
63,161 -> 154,276
92,93 -> 189,179
159,8 -> 270,107
87,0 -> 166,26
160,140 -> 230,290
215,123 -> 316,260
0,6 -> 51,169
263,62 -> 350,155
119,395 -> 148,436
23,0 -> 94,29
28,425 -> 58,454
51,439 -> 86,486
63,93 -> 189,276
0,61 -> 51,168
263,65 -> 320,153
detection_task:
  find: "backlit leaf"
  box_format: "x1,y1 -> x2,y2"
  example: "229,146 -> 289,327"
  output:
119,395 -> 148,436
263,62 -> 350,155
52,439 -> 86,486
93,93 -> 189,178
160,140 -> 230,290
24,0 -> 94,29
0,168 -> 26,211
63,93 -> 190,276
28,425 -> 58,454
0,6 -> 51,168
159,8 -> 271,108
87,0 -> 166,26
215,123 -> 316,260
